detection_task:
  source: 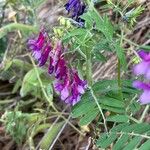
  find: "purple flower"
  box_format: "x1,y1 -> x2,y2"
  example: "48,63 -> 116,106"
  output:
28,33 -> 87,106
133,50 -> 150,105
65,0 -> 86,22
65,71 -> 87,105
54,74 -> 70,98
48,57 -> 54,74
60,77 -> 70,100
133,81 -> 150,104
38,45 -> 51,66
28,30 -> 51,66
133,50 -> 150,79
28,31 -> 46,51
54,69 -> 87,105
65,83 -> 81,105
74,71 -> 87,92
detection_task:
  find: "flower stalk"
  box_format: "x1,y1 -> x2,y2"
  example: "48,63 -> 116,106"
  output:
86,48 -> 93,86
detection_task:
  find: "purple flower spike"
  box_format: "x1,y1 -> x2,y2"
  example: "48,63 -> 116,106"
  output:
60,78 -> 70,100
138,50 -> 150,61
48,57 -> 54,74
133,81 -> 150,91
132,50 -> 150,105
28,31 -> 46,51
133,50 -> 150,80
64,71 -> 87,105
133,81 -> 150,104
140,90 -> 150,104
65,83 -> 81,105
28,35 -> 87,106
65,0 -> 86,22
74,71 -> 87,88
55,57 -> 67,79
28,29 -> 51,66
38,45 -> 51,66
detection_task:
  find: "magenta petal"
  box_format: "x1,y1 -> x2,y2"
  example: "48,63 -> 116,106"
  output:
133,81 -> 150,90
77,85 -> 85,94
61,87 -> 69,100
140,90 -> 150,104
138,50 -> 148,60
64,96 -> 72,105
32,51 -> 41,60
145,69 -> 150,79
28,31 -> 46,51
36,31 -> 46,48
138,50 -> 150,61
48,57 -> 54,74
38,45 -> 51,66
133,61 -> 149,76
54,81 -> 63,92
55,58 -> 67,79
72,95 -> 81,105
65,95 -> 80,105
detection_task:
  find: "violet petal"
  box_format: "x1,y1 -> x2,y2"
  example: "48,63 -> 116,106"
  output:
133,81 -> 150,90
133,61 -> 149,76
140,90 -> 150,104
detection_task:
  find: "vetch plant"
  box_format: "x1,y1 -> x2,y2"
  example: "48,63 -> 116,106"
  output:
1,0 -> 150,149
25,0 -> 150,149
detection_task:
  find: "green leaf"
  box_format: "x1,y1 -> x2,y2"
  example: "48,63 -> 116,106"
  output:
114,42 -> 127,69
99,97 -> 125,108
97,132 -> 118,149
94,39 -> 111,52
79,109 -> 99,126
93,79 -> 119,93
139,139 -> 150,150
113,134 -> 129,150
101,105 -> 125,113
32,124 -> 51,137
0,23 -> 38,38
20,68 -> 44,97
96,123 -> 150,149
129,101 -> 141,114
123,136 -> 142,150
106,115 -> 129,123
40,121 -> 65,150
0,37 -> 7,54
63,28 -> 90,43
139,45 -> 150,51
93,52 -> 107,62
80,11 -> 94,29
90,11 -> 114,40
72,100 -> 96,118
20,0 -> 46,9
121,123 -> 150,134
12,78 -> 22,93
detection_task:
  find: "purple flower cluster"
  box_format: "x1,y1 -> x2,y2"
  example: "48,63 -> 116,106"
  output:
28,30 -> 87,105
65,0 -> 86,24
28,30 -> 51,67
133,50 -> 150,104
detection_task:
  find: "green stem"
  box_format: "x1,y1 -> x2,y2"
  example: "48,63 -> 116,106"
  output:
128,116 -> 140,124
29,54 -> 57,112
117,59 -> 123,99
116,34 -> 139,47
117,24 -> 124,100
89,87 -> 108,134
86,48 -> 93,86
140,105 -> 149,122
117,59 -> 121,88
